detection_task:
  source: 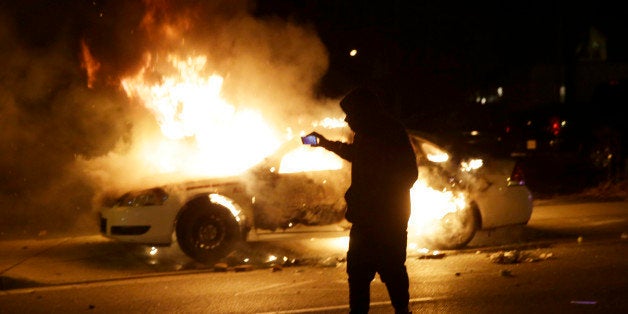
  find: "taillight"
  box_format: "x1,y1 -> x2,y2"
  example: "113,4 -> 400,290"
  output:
507,162 -> 526,186
549,116 -> 561,136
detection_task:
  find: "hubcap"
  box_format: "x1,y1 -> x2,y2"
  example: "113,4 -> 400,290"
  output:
195,220 -> 223,249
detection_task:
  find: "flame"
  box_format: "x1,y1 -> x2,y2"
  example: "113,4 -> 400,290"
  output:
408,180 -> 467,239
277,118 -> 348,173
318,180 -> 469,253
119,53 -> 282,176
279,145 -> 344,174
118,52 -> 345,178
315,117 -> 347,129
80,39 -> 101,88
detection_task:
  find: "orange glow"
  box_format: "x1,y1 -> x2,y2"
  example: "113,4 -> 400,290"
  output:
85,0 -> 471,247
408,180 -> 467,240
140,0 -> 192,41
120,53 -> 283,177
301,176 -> 471,253
117,49 -> 468,240
117,50 -> 469,246
279,145 -> 343,173
80,39 -> 101,88
118,52 -> 346,178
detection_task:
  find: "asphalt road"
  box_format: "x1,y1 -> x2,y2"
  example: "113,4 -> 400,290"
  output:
0,201 -> 626,313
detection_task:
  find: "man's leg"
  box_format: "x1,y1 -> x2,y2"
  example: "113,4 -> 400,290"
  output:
347,228 -> 376,313
347,267 -> 375,314
379,230 -> 410,313
380,266 -> 410,313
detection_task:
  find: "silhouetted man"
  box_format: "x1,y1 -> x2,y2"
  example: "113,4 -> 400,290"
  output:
307,87 -> 418,313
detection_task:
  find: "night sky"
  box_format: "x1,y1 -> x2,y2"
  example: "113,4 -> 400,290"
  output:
258,0 -> 628,111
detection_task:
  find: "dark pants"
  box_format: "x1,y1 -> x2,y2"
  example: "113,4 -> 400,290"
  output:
347,225 -> 410,314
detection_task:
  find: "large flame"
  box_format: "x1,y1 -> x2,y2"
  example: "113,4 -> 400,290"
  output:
113,51 -> 348,180
120,53 -> 273,177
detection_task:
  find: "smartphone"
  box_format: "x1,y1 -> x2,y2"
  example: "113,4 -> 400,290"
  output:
301,134 -> 318,145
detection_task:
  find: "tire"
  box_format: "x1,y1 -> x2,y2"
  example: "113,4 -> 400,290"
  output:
428,204 -> 479,250
175,199 -> 240,264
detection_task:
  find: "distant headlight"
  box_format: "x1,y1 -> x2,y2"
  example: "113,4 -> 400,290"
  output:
116,188 -> 169,207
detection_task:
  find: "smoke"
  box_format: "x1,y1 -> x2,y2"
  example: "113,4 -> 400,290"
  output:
0,1 -> 342,238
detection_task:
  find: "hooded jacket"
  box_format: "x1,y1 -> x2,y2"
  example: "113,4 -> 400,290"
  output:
329,88 -> 418,228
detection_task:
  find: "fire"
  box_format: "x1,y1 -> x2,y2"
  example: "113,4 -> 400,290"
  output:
113,50 -> 469,248
115,51 -> 345,179
118,50 -> 467,237
120,53 -> 282,177
279,125 -> 347,174
78,0 -> 469,247
408,180 -> 467,239
279,145 -> 344,173
80,39 -> 101,89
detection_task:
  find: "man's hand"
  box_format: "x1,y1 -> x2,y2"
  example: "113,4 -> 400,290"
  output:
306,131 -> 330,148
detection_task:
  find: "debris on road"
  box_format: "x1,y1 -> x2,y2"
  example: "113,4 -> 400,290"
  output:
0,275 -> 43,290
417,248 -> 446,259
318,256 -> 343,267
213,262 -> 229,272
234,264 -> 253,272
499,269 -> 513,277
489,250 -> 553,264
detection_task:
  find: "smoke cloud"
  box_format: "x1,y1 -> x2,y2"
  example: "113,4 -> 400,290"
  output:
0,1 -> 343,238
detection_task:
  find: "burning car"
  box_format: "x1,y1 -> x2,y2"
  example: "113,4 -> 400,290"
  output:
99,129 -> 533,263
406,130 -> 532,250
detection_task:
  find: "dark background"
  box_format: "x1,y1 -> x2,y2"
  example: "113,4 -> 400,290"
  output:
256,1 -> 628,101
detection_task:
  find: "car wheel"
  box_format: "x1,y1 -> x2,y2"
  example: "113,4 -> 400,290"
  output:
175,199 -> 240,264
429,204 -> 479,250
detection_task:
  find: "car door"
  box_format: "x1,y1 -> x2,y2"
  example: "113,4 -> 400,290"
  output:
248,141 -> 350,230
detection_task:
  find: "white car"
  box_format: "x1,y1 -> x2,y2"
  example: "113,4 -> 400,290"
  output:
99,131 -> 533,263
